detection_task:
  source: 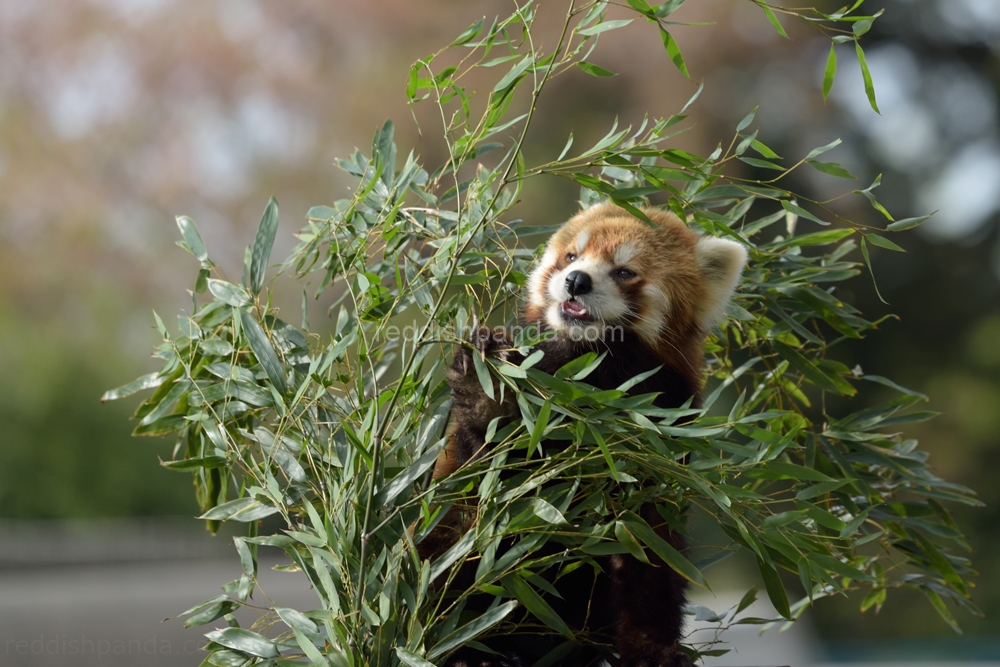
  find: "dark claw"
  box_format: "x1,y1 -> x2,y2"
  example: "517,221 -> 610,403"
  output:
451,325 -> 513,379
472,325 -> 502,356
457,345 -> 471,375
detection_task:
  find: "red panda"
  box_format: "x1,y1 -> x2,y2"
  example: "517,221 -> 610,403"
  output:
423,202 -> 748,667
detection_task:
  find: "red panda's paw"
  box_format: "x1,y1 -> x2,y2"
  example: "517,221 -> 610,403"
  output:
470,325 -> 514,359
450,326 -> 516,377
445,326 -> 520,435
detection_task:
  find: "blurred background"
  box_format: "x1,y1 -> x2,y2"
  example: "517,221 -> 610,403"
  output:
1,0 -> 998,664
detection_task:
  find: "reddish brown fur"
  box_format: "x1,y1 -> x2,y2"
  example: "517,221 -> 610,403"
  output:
424,203 -> 747,667
526,203 -> 716,384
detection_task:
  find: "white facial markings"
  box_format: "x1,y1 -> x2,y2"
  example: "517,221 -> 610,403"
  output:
545,254 -> 630,327
630,314 -> 663,346
544,301 -> 565,332
527,246 -> 558,307
642,283 -> 671,316
574,230 -> 590,255
613,241 -> 639,267
630,283 -> 670,345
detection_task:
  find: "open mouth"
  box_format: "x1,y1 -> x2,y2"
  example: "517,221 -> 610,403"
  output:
559,299 -> 594,321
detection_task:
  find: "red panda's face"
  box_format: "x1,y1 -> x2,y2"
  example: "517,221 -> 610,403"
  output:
535,223 -> 663,343
525,203 -> 748,348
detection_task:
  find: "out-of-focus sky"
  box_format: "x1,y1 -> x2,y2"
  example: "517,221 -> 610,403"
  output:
1,0 -> 999,649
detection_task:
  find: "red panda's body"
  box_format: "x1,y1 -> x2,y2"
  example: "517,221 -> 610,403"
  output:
424,203 -> 748,667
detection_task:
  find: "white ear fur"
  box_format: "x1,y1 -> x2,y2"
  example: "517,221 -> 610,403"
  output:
694,235 -> 748,330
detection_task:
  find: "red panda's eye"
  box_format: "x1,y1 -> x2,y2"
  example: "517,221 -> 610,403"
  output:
616,268 -> 636,279
566,253 -> 577,262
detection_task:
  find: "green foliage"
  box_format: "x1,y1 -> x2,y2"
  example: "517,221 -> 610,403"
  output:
106,2 -> 979,665
0,298 -> 195,519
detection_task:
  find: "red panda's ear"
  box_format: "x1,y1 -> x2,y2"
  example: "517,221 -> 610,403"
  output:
694,235 -> 748,330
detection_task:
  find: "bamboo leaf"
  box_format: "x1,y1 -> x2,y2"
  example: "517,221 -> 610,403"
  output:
655,0 -> 687,18
922,587 -> 962,632
176,215 -> 209,263
250,197 -> 279,294
855,41 -> 880,114
771,340 -> 855,396
577,19 -> 634,37
528,400 -> 552,459
427,601 -> 518,660
736,107 -> 757,132
866,234 -> 906,252
493,55 -> 532,93
739,156 -> 785,171
208,279 -> 252,307
199,497 -> 280,522
452,18 -> 485,46
780,200 -> 829,226
888,213 -> 934,231
759,2 -> 789,38
239,310 -> 288,395
615,520 -> 651,565
102,372 -> 165,402
861,236 -> 888,304
161,456 -> 227,472
397,649 -> 437,667
533,497 -> 568,525
577,61 -> 617,77
204,628 -> 279,659
182,596 -> 239,628
808,160 -> 855,179
375,439 -> 447,507
756,557 -> 791,619
471,347 -> 495,401
589,425 -> 619,482
806,138 -> 842,160
626,0 -> 653,14
503,574 -> 574,638
659,28 -> 690,78
620,512 -> 708,587
823,43 -> 837,100
557,132 -> 574,160
750,139 -> 779,159
294,629 -> 329,667
914,532 -> 969,597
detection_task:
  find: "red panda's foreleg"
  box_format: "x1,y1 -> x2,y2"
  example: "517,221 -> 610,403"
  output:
418,328 -> 518,563
611,503 -> 693,667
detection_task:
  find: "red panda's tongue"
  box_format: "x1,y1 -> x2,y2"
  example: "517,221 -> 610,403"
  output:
560,299 -> 591,319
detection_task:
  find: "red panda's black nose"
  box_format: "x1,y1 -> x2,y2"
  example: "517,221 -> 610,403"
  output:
565,271 -> 592,296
